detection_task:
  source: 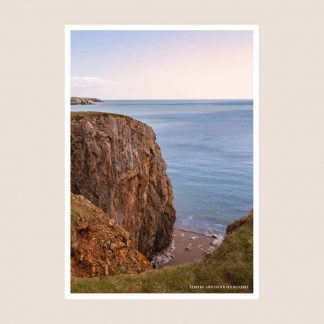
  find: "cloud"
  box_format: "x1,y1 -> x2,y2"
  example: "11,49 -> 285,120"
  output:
71,76 -> 121,88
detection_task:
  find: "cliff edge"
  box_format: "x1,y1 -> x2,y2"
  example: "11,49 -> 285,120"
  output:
71,112 -> 176,259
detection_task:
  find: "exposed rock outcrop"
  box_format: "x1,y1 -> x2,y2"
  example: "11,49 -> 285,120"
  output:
71,97 -> 102,105
71,193 -> 152,278
71,112 -> 176,259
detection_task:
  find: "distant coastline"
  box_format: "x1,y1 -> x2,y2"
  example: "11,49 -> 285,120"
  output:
70,96 -> 102,105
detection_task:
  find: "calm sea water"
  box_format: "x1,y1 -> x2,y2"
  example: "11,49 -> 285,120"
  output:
71,100 -> 253,236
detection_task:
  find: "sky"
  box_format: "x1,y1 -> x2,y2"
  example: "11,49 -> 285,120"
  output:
71,30 -> 253,100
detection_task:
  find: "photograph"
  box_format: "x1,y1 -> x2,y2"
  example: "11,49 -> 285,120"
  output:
2,0 -> 324,322
66,25 -> 259,297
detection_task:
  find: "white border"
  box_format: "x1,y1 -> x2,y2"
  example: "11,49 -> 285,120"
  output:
65,25 -> 259,300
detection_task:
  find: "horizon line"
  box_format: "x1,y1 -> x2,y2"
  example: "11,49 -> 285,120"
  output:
71,97 -> 253,101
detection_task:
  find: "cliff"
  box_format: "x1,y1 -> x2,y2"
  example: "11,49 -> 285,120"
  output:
71,194 -> 151,277
71,97 -> 102,105
71,112 -> 176,259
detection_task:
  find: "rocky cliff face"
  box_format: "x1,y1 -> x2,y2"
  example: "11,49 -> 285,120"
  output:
71,112 -> 176,258
71,194 -> 152,277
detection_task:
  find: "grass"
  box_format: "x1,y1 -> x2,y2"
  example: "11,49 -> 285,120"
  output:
71,111 -> 132,121
70,195 -> 103,223
71,217 -> 253,294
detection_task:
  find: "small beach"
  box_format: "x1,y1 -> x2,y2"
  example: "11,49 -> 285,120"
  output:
160,228 -> 222,268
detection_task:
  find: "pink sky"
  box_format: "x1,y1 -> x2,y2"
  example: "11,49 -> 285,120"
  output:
71,30 -> 253,99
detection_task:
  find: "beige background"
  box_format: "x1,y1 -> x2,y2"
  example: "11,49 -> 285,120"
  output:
1,0 -> 323,323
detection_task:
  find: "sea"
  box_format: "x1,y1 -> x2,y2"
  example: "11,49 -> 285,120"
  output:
71,99 -> 253,237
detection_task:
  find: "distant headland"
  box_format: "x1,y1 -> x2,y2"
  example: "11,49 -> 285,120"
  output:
70,97 -> 102,105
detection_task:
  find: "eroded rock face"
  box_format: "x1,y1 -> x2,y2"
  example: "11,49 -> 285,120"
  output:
71,112 -> 176,258
71,194 -> 152,277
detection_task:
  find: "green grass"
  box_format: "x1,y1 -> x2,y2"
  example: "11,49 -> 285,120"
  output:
71,218 -> 253,294
71,111 -> 132,121
70,196 -> 103,223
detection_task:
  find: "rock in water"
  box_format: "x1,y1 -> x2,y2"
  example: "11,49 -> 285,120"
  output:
71,112 -> 176,259
211,238 -> 221,246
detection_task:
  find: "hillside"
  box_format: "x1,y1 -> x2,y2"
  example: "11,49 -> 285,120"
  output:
71,193 -> 152,277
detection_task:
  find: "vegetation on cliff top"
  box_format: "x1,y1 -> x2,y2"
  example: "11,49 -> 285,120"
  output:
71,111 -> 132,121
71,211 -> 253,293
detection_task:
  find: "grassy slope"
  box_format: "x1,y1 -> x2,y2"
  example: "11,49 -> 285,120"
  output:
71,216 -> 253,293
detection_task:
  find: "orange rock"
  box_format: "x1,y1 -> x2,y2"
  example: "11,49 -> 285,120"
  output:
71,194 -> 152,278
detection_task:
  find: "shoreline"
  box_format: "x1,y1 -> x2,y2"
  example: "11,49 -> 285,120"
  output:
174,226 -> 225,238
156,227 -> 223,269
